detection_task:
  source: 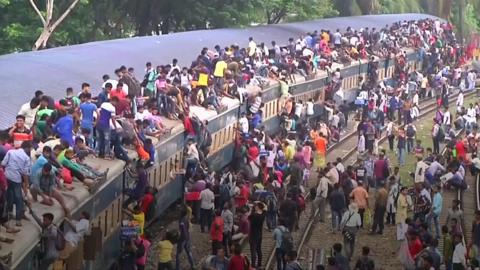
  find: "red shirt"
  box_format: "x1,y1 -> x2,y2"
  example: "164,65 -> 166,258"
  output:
408,238 -> 423,258
114,99 -> 131,116
248,145 -> 259,161
210,216 -> 224,241
110,89 -> 126,100
235,185 -> 249,208
183,118 -> 195,136
141,193 -> 154,214
228,255 -> 246,270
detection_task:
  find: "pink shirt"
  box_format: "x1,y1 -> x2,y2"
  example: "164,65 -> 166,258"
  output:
302,146 -> 312,166
135,238 -> 151,266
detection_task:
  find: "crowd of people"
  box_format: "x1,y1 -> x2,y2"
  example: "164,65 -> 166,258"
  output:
0,12 -> 477,270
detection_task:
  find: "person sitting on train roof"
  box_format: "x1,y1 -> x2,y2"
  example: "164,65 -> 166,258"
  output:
8,115 -> 33,149
59,211 -> 91,259
29,163 -> 69,216
54,146 -> 106,191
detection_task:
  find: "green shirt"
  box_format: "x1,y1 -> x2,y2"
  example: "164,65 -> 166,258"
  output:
57,150 -> 82,172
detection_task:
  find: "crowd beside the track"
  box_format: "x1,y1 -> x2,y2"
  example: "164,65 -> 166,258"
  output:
0,13 -> 478,270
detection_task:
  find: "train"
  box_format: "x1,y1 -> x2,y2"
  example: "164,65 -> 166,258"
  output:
0,13 -> 439,270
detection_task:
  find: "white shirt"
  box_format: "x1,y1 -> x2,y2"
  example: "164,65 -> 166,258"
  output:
64,219 -> 90,247
414,161 -> 429,183
443,111 -> 451,125
412,94 -> 419,106
457,92 -> 464,107
135,110 -> 151,121
358,135 -> 366,153
200,189 -> 215,210
294,103 -> 303,118
306,102 -> 314,115
18,103 -> 38,128
316,177 -> 329,199
239,117 -> 249,134
452,243 -> 466,265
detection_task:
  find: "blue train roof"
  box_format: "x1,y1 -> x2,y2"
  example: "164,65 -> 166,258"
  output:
0,13 -> 440,129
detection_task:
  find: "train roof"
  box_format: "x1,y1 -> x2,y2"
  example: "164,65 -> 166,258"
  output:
0,13 -> 441,129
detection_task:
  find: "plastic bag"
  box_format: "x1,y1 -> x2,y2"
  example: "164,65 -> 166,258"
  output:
363,208 -> 372,228
398,239 -> 415,270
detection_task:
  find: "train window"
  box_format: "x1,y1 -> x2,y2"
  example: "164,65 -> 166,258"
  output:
159,162 -> 165,185
165,159 -> 171,184
117,197 -> 122,224
111,201 -> 117,232
104,210 -> 108,238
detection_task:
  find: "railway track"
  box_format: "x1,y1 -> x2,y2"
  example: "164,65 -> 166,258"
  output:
263,90 -> 477,270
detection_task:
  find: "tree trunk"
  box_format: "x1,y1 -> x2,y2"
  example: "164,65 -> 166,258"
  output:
32,27 -> 53,51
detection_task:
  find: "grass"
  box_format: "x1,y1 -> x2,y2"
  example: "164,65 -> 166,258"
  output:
380,95 -> 477,187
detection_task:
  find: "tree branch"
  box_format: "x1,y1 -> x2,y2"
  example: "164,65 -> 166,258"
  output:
29,0 -> 46,26
50,0 -> 80,31
46,0 -> 54,23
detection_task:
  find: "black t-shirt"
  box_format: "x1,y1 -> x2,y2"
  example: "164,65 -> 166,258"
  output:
248,212 -> 265,239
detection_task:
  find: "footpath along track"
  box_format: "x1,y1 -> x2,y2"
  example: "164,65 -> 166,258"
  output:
266,90 -> 477,270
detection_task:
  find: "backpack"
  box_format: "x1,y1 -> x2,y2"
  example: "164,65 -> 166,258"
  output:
190,115 -> 203,136
219,184 -> 231,204
266,195 -> 277,213
280,227 -> 294,252
406,125 -> 415,138
55,227 -> 66,251
436,126 -> 445,142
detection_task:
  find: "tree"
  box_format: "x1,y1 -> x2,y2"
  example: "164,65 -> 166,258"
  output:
29,0 -> 81,50
257,0 -> 337,24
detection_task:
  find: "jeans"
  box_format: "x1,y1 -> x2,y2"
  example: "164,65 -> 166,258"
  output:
223,231 -> 232,257
331,209 -> 343,231
96,126 -> 111,157
432,137 -> 440,154
250,237 -> 262,268
158,93 -> 174,115
371,205 -> 386,233
81,125 -> 94,147
398,147 -> 406,166
112,131 -> 129,163
388,135 -> 395,151
266,211 -> 277,230
175,240 -> 194,270
427,212 -> 441,239
407,138 -> 414,153
275,248 -> 286,270
199,208 -> 213,233
6,180 -> 23,221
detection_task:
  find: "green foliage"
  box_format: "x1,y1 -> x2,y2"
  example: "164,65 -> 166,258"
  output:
1,0 -> 478,55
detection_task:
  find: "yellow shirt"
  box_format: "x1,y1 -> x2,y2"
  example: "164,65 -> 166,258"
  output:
284,145 -> 295,161
214,61 -> 227,78
133,212 -> 145,236
322,32 -> 330,43
158,240 -> 173,263
198,73 -> 209,86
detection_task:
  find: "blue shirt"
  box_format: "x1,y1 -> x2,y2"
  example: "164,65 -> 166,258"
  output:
79,102 -> 97,128
97,91 -> 109,107
97,103 -> 115,129
53,115 -> 74,146
31,155 -> 49,178
1,149 -> 31,183
432,193 -> 443,216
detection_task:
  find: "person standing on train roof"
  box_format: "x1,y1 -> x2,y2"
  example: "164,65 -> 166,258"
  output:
110,82 -> 127,101
95,99 -> 117,159
17,97 -> 40,129
79,92 -> 97,147
97,82 -> 112,106
2,140 -> 31,227
53,109 -> 74,146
